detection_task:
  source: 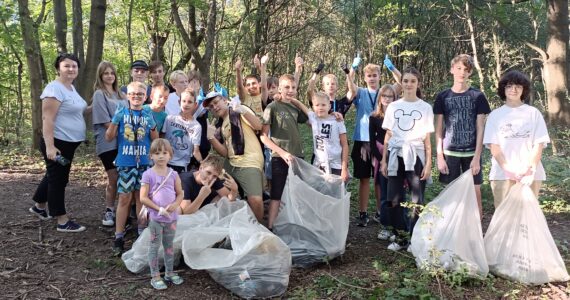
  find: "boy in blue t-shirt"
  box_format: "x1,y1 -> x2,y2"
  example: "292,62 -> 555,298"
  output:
346,56 -> 401,227
106,81 -> 158,255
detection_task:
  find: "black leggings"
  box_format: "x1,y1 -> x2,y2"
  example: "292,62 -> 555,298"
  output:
386,154 -> 426,244
33,138 -> 81,217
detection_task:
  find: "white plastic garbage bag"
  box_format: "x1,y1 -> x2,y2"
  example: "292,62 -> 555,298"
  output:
122,198 -> 245,273
183,205 -> 291,299
484,183 -> 570,285
273,158 -> 351,268
410,170 -> 488,278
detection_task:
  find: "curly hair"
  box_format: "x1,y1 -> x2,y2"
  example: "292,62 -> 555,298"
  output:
497,70 -> 531,103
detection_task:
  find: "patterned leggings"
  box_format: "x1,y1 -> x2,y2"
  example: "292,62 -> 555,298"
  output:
148,220 -> 177,277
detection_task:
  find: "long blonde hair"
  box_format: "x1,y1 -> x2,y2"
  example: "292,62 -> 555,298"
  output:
371,84 -> 397,118
93,61 -> 124,98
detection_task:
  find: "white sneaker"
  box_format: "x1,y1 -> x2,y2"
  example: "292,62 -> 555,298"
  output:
377,229 -> 391,240
102,210 -> 115,227
387,242 -> 403,251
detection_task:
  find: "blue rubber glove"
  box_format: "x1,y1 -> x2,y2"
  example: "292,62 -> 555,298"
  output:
111,106 -> 124,124
197,87 -> 205,104
384,55 -> 395,71
351,53 -> 362,70
214,82 -> 229,98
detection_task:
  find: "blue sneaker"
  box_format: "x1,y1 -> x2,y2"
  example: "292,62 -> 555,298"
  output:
56,220 -> 86,232
29,206 -> 52,220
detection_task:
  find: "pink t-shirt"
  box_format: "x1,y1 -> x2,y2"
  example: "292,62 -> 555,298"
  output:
141,168 -> 179,223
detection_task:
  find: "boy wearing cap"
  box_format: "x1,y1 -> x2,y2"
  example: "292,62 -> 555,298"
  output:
204,92 -> 265,221
121,60 -> 152,104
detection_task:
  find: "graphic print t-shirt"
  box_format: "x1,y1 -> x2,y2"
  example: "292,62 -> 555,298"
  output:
483,104 -> 550,180
162,115 -> 202,167
433,88 -> 490,153
114,107 -> 157,167
308,112 -> 346,170
382,99 -> 434,145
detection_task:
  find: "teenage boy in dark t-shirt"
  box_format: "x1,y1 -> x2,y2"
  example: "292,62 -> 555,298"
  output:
433,54 -> 491,218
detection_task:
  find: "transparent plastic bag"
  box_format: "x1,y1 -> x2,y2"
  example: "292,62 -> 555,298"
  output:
484,183 -> 570,285
182,205 -> 291,299
410,170 -> 488,277
273,158 -> 351,268
122,198 -> 245,273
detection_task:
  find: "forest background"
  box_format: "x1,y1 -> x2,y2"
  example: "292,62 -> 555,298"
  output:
0,0 -> 569,299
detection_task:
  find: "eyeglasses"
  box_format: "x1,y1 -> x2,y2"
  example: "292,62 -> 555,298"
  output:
128,92 -> 145,97
505,84 -> 523,91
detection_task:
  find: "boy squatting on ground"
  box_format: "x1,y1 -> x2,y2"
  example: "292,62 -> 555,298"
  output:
260,74 -> 308,231
106,81 -> 159,254
433,54 -> 490,218
203,91 -> 265,222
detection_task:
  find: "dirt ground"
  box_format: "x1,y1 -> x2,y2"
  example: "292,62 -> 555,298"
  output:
1,162 -> 569,299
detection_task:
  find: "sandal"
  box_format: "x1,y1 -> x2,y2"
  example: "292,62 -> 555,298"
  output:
164,274 -> 184,285
150,278 -> 168,290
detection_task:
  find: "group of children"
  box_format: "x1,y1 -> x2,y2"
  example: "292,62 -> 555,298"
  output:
89,52 -> 550,289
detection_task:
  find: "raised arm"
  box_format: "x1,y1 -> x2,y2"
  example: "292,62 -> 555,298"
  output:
259,54 -> 269,106
307,73 -> 318,105
294,53 -> 303,88
346,69 -> 358,102
235,58 -> 246,101
290,98 -> 310,117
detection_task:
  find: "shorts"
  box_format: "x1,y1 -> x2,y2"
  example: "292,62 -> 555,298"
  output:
98,149 -> 118,171
317,165 -> 342,176
224,160 -> 263,198
117,165 -> 149,194
270,157 -> 289,200
351,141 -> 373,179
438,155 -> 483,185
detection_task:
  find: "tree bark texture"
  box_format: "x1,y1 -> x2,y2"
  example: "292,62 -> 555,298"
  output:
72,0 -> 85,66
53,0 -> 67,53
77,0 -> 107,102
545,0 -> 570,125
17,0 -> 47,150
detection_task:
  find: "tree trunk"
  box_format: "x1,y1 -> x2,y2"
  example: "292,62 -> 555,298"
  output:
170,0 -> 217,90
545,0 -> 570,126
53,0 -> 67,53
72,0 -> 84,66
465,2 -> 485,94
17,0 -> 48,150
127,0 -> 134,63
77,0 -> 107,102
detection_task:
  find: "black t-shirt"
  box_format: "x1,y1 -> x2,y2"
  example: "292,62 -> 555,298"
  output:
433,87 -> 491,152
180,171 -> 225,208
369,115 -> 386,161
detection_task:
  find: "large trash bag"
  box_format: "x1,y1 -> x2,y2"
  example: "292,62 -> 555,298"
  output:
273,158 -> 351,268
410,170 -> 488,278
484,183 -> 570,285
122,198 -> 246,273
182,205 -> 291,299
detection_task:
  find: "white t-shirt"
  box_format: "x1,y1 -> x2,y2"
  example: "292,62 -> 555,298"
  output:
308,112 -> 347,170
165,92 -> 181,115
382,99 -> 434,145
483,104 -> 550,180
40,81 -> 87,142
162,115 -> 202,167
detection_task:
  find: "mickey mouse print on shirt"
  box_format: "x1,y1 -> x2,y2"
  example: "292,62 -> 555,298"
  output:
394,109 -> 422,131
382,99 -> 434,142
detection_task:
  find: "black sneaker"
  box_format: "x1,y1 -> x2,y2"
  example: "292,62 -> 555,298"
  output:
113,238 -> 124,256
56,220 -> 86,232
29,206 -> 52,220
371,211 -> 381,223
357,212 -> 369,227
